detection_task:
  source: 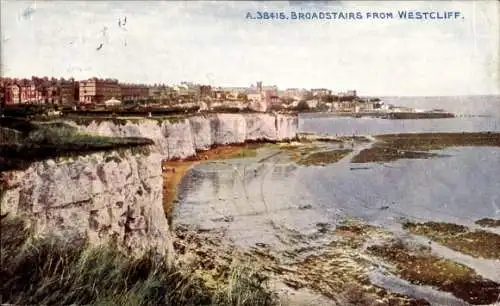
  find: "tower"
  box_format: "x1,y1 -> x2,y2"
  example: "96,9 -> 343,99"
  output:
257,81 -> 262,93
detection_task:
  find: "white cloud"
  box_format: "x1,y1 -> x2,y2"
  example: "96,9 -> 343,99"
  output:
1,0 -> 498,95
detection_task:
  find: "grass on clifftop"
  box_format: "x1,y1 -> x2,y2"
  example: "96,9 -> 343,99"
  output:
0,217 -> 276,306
0,118 -> 154,171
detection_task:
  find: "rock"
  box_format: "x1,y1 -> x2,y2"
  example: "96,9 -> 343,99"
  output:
73,114 -> 298,155
0,148 -> 169,256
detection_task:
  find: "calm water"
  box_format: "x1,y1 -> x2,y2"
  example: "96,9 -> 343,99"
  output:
300,95 -> 500,135
176,97 -> 500,244
299,116 -> 500,136
176,146 -> 500,249
174,96 -> 500,303
382,95 -> 500,117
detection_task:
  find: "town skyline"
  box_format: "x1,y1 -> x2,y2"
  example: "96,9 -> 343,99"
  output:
2,1 -> 499,96
2,75 -> 500,98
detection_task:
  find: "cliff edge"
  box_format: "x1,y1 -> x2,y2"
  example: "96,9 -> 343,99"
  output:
0,113 -> 298,255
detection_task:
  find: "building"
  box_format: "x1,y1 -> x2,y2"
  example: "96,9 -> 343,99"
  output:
120,83 -> 149,102
264,90 -> 280,106
20,83 -> 45,104
172,83 -> 199,101
79,78 -> 121,104
221,86 -> 248,94
284,88 -> 310,101
46,85 -> 60,104
338,90 -> 357,101
4,84 -> 20,104
335,101 -> 356,112
199,85 -> 212,98
212,89 -> 226,100
59,80 -> 77,105
311,88 -> 332,98
247,92 -> 263,103
256,81 -> 263,93
104,97 -> 122,107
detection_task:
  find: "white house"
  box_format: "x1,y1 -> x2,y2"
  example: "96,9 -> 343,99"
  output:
104,97 -> 121,107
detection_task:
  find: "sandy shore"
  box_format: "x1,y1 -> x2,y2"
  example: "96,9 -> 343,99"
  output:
162,144 -> 262,226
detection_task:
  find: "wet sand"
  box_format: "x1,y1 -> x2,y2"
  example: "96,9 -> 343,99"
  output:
165,133 -> 500,305
163,143 -> 265,226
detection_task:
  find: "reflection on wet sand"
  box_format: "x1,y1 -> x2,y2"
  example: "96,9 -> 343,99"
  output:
171,136 -> 500,305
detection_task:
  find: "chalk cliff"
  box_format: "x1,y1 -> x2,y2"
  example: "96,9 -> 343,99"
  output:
0,149 -> 169,254
0,113 -> 297,254
73,113 -> 298,158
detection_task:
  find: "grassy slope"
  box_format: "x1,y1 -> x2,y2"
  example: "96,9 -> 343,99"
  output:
0,118 -> 154,171
0,217 -> 276,306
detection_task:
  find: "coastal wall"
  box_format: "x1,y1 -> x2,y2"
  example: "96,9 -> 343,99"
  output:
0,113 -> 297,254
0,149 -> 169,255
72,113 -> 298,159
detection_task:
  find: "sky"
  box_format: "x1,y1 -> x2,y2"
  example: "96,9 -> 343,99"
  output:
1,0 -> 499,96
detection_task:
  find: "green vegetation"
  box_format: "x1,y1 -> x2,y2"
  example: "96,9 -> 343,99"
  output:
351,132 -> 500,163
223,146 -> 260,159
403,221 -> 500,260
296,149 -> 352,166
375,132 -> 500,151
367,239 -> 500,305
351,147 -> 441,163
208,106 -> 257,114
294,101 -> 310,112
0,118 -> 153,171
475,218 -> 500,228
0,217 -> 276,306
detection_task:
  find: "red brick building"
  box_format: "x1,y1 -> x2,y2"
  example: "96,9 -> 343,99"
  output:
79,78 -> 121,104
120,83 -> 149,101
59,80 -> 77,105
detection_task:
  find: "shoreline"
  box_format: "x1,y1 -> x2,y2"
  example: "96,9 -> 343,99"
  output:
162,141 -> 279,226
163,131 -> 500,225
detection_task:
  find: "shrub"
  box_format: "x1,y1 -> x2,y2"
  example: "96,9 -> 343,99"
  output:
212,262 -> 275,306
0,217 -> 276,306
295,101 -> 310,112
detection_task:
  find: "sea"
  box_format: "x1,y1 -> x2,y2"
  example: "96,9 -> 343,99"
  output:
174,95 -> 500,301
176,95 -> 500,244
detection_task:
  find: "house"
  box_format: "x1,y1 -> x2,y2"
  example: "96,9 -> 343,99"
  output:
120,83 -> 149,102
212,90 -> 226,100
59,81 -> 77,105
79,78 -> 121,104
104,97 -> 122,107
338,90 -> 357,101
199,85 -> 212,98
20,82 -> 45,104
247,92 -> 264,103
47,85 -> 60,104
311,88 -> 331,98
336,101 -> 356,112
4,84 -> 20,104
357,101 -> 374,112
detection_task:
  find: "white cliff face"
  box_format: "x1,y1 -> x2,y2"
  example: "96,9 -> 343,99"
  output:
162,119 -> 196,159
276,114 -> 298,140
0,149 -> 170,255
72,114 -> 298,159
